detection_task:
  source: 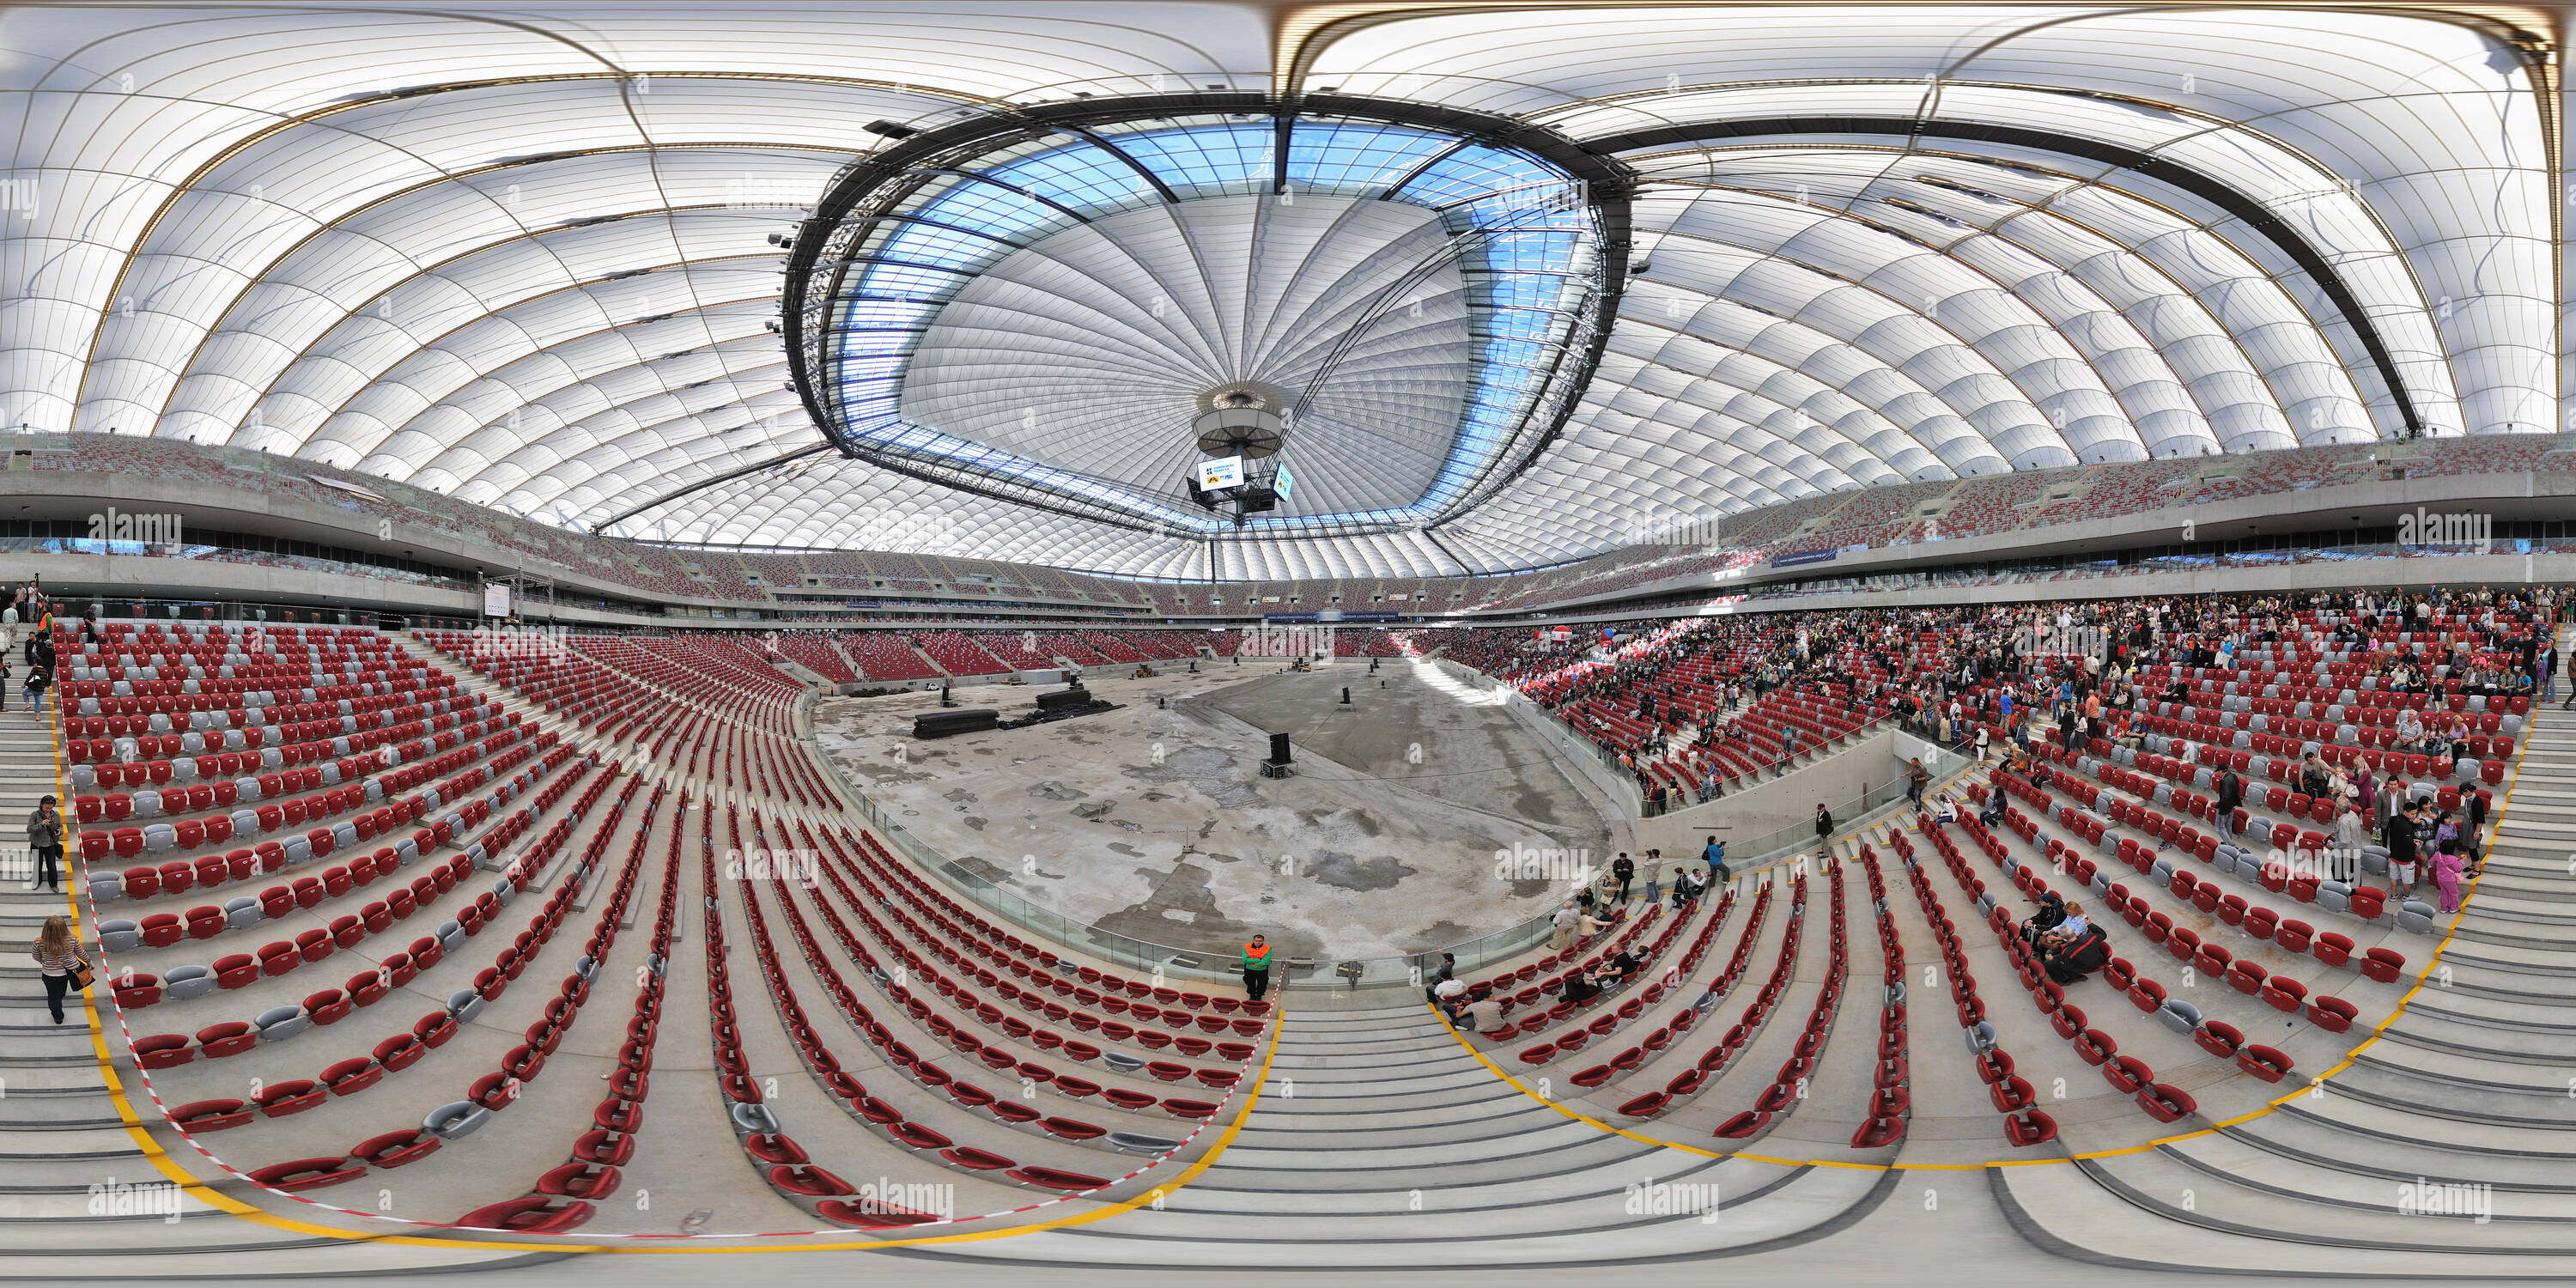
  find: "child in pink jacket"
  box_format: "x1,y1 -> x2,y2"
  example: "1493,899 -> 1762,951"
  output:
2431,846 -> 2469,914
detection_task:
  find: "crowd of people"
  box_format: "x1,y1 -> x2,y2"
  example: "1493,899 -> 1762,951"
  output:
1466,586 -> 2554,827
0,580 -> 57,717
1290,583 -> 2566,1047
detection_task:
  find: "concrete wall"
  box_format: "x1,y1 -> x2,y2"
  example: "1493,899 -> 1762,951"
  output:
6,459 -> 2572,631
1480,664 -> 1646,817
10,550 -> 477,617
1630,728 -> 1905,854
1536,459 -> 2576,617
1491,548 -> 2576,634
0,467 -> 1170,624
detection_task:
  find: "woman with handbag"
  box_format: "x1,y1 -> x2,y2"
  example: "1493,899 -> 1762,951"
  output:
32,916 -> 86,1024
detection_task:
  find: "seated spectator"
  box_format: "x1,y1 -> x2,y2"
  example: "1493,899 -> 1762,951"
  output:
2395,707 -> 2425,750
1461,993 -> 1506,1036
1559,972 -> 1604,1006
1431,976 -> 1468,1022
2043,922 -> 2111,984
2018,890 -> 2068,944
2042,902 -> 2090,945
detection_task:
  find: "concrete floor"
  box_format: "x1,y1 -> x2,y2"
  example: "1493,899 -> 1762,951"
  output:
811,661 -> 1615,962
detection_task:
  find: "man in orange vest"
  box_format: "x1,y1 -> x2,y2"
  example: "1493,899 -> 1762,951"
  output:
1240,934 -> 1273,1000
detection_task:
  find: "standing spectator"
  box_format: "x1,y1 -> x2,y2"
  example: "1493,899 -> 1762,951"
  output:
1700,835 -> 1729,884
1239,934 -> 1274,1000
1610,853 -> 1635,904
2376,776 -> 2409,833
2213,767 -> 2243,838
1973,724 -> 1990,761
1548,900 -> 1582,951
32,915 -> 83,1025
25,794 -> 62,894
1814,804 -> 1834,845
1905,757 -> 1929,809
21,660 -> 46,718
2384,801 -> 2421,901
2431,843 -> 2468,914
2333,805 -> 2368,881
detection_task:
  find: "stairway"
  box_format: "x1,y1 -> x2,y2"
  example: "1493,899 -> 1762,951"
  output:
953,998 -> 1889,1267
398,631 -> 613,762
913,642 -> 952,678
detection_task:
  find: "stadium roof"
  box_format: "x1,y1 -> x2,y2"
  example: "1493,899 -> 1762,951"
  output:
1,3 -> 2552,579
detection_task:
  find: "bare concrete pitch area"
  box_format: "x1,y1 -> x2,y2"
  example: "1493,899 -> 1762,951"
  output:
810,659 -> 1617,962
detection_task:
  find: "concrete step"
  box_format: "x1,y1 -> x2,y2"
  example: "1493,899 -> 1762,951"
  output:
993,1167 -> 1890,1265
0,1188 -> 231,1224
1198,1120 -> 1661,1194
1170,1145 -> 1734,1215
0,1089 -> 127,1132
1996,1160 -> 2576,1276
2302,1084 -> 2576,1162
2444,920 -> 2576,952
2381,1012 -> 2576,1066
2328,1061 -> 2576,1129
1121,1156 -> 1807,1238
2405,991 -> 2576,1033
1220,1116 -> 1614,1171
0,1127 -> 149,1162
0,1065 -> 111,1093
2419,957 -> 2576,1005
2432,939 -> 2576,977
2084,1148 -> 2576,1249
2238,1104 -> 2576,1191
0,1218 -> 351,1255
2161,1132 -> 2576,1221
2449,891 -> 2576,926
1230,1104 -> 1586,1153
2355,1041 -> 2576,1097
